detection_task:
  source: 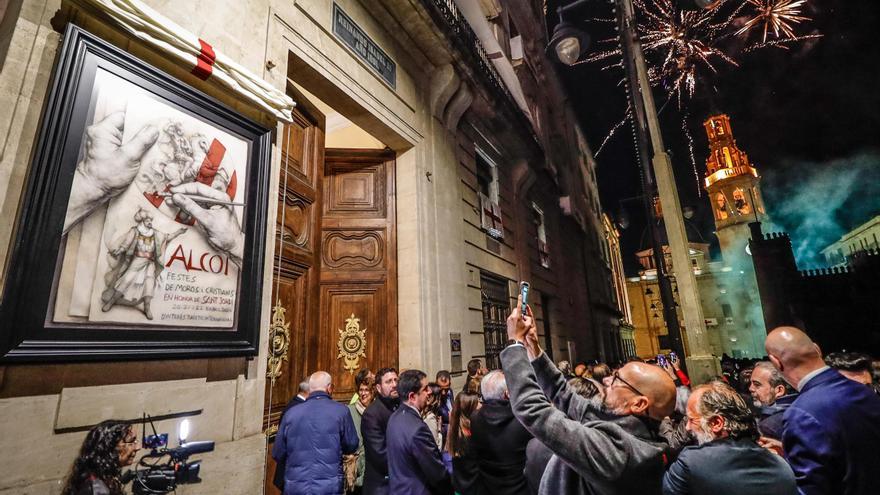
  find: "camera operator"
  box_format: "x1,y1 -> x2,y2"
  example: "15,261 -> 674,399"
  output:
63,420 -> 140,495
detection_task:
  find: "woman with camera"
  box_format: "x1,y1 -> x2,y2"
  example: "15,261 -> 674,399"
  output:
63,420 -> 140,495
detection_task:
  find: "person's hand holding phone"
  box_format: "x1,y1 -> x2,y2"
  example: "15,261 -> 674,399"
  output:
507,293 -> 534,343
669,352 -> 681,370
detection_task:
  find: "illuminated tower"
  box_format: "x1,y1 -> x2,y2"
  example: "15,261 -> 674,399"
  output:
703,113 -> 768,357
704,114 -> 768,259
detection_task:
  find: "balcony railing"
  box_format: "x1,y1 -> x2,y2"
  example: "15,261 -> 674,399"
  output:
422,0 -> 536,143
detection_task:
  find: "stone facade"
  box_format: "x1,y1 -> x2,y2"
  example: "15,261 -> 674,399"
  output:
0,0 -> 617,492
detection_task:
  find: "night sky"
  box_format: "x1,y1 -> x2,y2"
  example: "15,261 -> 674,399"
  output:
548,0 -> 880,274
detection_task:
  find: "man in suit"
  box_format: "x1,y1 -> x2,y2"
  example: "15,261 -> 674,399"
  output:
273,380 -> 310,490
765,326 -> 880,495
435,370 -> 454,444
361,367 -> 399,495
749,361 -> 797,440
386,369 -> 452,495
272,372 -> 358,494
662,381 -> 796,494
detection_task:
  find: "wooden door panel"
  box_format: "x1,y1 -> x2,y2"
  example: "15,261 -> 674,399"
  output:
276,190 -> 317,260
324,162 -> 387,217
319,284 -> 387,400
321,228 -> 387,270
264,265 -> 309,426
280,113 -> 320,186
319,149 -> 397,402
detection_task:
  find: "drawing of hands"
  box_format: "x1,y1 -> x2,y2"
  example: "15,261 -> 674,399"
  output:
167,182 -> 244,267
80,111 -> 159,192
64,112 -> 160,232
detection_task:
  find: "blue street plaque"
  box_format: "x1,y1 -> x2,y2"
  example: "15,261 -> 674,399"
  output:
332,4 -> 397,88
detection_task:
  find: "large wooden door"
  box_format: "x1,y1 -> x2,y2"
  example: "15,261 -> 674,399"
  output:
319,149 -> 398,401
263,93 -> 324,495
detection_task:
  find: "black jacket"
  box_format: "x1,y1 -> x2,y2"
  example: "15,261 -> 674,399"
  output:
662,437 -> 796,495
756,393 -> 796,440
469,399 -> 532,494
361,395 -> 399,495
452,439 -> 481,495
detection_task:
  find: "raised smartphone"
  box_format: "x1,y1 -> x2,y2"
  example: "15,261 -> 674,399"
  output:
520,281 -> 530,314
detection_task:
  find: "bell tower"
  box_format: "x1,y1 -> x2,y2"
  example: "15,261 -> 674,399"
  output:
702,113 -> 768,358
704,114 -> 767,261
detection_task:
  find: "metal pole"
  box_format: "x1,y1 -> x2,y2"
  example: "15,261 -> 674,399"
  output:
613,0 -> 686,370
616,0 -> 718,381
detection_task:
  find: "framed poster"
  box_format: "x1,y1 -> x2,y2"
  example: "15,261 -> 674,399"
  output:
0,25 -> 271,361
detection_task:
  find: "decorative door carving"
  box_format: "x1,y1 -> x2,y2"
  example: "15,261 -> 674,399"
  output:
319,149 -> 397,400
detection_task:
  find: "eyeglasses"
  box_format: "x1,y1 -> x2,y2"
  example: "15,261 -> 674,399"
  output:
122,435 -> 139,445
609,371 -> 645,397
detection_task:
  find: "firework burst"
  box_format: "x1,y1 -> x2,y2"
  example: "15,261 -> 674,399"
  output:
586,0 -> 819,194
736,0 -> 809,42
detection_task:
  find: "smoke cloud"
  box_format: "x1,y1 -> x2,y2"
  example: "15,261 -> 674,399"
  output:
760,152 -> 880,269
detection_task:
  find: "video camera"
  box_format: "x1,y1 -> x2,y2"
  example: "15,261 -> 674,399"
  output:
125,415 -> 215,495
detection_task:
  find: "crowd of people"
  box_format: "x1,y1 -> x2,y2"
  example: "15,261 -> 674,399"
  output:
61,295 -> 880,495
266,298 -> 880,495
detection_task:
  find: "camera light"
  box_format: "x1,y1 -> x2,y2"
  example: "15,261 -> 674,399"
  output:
179,419 -> 190,444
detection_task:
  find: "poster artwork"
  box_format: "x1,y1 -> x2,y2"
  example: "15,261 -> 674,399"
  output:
52,68 -> 247,329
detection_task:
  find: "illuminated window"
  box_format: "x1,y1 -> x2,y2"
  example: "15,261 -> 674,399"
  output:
715,193 -> 729,220
723,147 -> 733,168
476,149 -> 497,201
732,188 -> 751,215
477,148 -> 503,239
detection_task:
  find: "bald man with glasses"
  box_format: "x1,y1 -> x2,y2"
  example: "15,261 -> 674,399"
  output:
501,295 -> 676,495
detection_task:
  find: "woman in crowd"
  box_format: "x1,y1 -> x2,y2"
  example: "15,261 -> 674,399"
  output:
62,420 -> 140,495
465,375 -> 482,395
446,391 -> 482,495
423,382 -> 443,450
346,373 -> 375,493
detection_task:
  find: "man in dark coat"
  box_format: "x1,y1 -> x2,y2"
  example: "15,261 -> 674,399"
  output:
470,370 -> 532,494
748,362 -> 796,440
272,371 -> 358,495
766,327 -> 880,495
436,370 -> 454,443
386,369 -> 452,495
662,382 -> 796,494
504,296 -> 676,495
361,367 -> 399,495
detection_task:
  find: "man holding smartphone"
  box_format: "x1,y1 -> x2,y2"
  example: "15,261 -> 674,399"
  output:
501,293 -> 676,495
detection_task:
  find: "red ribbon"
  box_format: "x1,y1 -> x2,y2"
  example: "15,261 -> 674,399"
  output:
191,39 -> 216,80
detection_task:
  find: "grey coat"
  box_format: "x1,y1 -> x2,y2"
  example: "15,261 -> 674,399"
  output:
662,437 -> 796,495
501,345 -> 669,495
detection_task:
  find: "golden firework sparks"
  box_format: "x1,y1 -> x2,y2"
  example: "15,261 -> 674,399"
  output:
583,0 -> 819,195
736,0 -> 810,43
